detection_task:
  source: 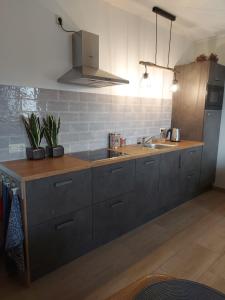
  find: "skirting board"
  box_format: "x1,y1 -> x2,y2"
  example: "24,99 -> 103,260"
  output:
213,186 -> 225,193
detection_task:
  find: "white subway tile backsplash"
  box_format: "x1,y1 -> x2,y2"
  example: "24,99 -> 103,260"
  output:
0,84 -> 172,161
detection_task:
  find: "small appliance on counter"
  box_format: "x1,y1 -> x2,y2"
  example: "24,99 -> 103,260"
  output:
109,133 -> 121,148
166,128 -> 181,142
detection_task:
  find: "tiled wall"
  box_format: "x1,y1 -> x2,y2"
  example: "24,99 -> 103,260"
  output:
0,84 -> 172,161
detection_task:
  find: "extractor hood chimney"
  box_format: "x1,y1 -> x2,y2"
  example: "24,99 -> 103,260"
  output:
58,30 -> 129,88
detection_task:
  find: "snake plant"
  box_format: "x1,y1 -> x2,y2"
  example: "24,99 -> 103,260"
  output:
22,113 -> 44,149
43,115 -> 61,148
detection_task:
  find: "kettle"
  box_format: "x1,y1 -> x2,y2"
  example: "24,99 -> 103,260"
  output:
166,128 -> 181,142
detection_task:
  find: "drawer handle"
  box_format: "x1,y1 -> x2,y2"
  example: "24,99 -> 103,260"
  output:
144,160 -> 155,165
111,200 -> 123,208
54,179 -> 73,188
55,219 -> 74,230
111,167 -> 123,174
189,151 -> 195,155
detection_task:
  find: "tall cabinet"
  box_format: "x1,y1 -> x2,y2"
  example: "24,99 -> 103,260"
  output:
172,61 -> 225,190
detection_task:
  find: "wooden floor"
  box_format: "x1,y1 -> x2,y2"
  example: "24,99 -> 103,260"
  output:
1,190 -> 225,300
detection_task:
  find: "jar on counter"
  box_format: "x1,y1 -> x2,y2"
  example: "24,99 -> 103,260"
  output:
120,137 -> 126,147
109,133 -> 121,148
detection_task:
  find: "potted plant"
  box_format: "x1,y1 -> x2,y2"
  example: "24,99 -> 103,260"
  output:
208,53 -> 219,63
22,113 -> 45,160
196,54 -> 208,62
43,115 -> 64,158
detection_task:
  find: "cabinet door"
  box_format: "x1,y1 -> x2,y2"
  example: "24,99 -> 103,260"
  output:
92,160 -> 135,203
172,62 -> 209,141
180,147 -> 202,202
209,63 -> 225,86
201,110 -> 222,190
135,155 -> 160,225
93,192 -> 136,246
26,169 -> 92,226
29,207 -> 92,280
181,147 -> 202,173
159,151 -> 181,210
180,172 -> 200,202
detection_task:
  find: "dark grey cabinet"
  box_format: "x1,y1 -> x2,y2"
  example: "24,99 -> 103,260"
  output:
26,169 -> 92,226
180,147 -> 202,202
172,61 -> 224,192
180,147 -> 202,173
159,151 -> 181,210
135,155 -> 160,224
29,207 -> 92,280
180,172 -> 200,202
209,62 -> 225,86
92,160 -> 135,203
200,110 -> 222,190
93,192 -> 136,245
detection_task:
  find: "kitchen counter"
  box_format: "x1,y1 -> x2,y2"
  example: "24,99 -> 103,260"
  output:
0,140 -> 203,182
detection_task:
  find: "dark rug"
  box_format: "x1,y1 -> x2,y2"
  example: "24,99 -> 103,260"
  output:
135,279 -> 225,300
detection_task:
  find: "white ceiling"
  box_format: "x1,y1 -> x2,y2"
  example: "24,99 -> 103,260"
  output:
104,0 -> 225,40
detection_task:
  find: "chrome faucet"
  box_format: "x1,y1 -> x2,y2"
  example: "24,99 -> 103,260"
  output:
141,136 -> 157,145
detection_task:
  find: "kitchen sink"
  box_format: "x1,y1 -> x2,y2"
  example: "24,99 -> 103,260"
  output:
144,143 -> 177,150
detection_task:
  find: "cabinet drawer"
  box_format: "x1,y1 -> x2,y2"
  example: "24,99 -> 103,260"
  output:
29,207 -> 92,280
180,171 -> 200,202
181,147 -> 202,173
92,160 -> 135,203
93,192 -> 136,245
26,169 -> 92,226
136,155 -> 160,173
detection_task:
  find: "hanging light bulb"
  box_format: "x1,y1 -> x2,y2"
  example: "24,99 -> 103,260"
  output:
171,72 -> 179,92
140,65 -> 151,89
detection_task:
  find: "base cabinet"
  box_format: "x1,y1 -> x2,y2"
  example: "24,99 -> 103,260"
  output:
29,207 -> 92,281
180,147 -> 202,201
93,192 -> 136,246
135,155 -> 160,225
159,151 -> 181,210
1,146 -> 206,282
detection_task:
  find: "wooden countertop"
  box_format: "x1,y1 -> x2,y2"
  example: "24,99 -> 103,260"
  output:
0,140 -> 203,182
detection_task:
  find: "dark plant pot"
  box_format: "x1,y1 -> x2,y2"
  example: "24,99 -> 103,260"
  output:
46,145 -> 64,158
26,147 -> 45,160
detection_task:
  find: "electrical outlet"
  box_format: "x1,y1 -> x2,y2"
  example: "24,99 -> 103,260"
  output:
9,144 -> 25,154
160,128 -> 166,133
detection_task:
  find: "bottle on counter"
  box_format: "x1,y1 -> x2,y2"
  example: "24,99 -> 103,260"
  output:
120,136 -> 126,147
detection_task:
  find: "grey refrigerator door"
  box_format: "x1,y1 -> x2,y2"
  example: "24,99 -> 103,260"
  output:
200,110 -> 222,190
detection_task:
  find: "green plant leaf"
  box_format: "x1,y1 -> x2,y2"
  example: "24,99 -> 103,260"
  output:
22,114 -> 43,148
43,114 -> 61,148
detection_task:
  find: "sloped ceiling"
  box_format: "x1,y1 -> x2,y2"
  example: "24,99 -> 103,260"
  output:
104,0 -> 225,40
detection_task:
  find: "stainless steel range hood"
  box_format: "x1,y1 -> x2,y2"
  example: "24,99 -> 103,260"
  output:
58,30 -> 129,88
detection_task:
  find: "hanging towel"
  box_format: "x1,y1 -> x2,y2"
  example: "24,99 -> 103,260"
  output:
0,179 -> 3,251
0,180 -> 3,221
5,192 -> 25,272
2,182 -> 11,244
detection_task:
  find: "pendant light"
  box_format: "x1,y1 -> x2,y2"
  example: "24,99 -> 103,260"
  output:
171,72 -> 178,92
140,7 -> 178,93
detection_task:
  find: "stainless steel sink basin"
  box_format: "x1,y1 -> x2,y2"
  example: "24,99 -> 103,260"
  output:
144,143 -> 176,150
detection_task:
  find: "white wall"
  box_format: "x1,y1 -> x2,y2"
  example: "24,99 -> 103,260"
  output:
195,37 -> 225,189
0,0 -> 194,98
